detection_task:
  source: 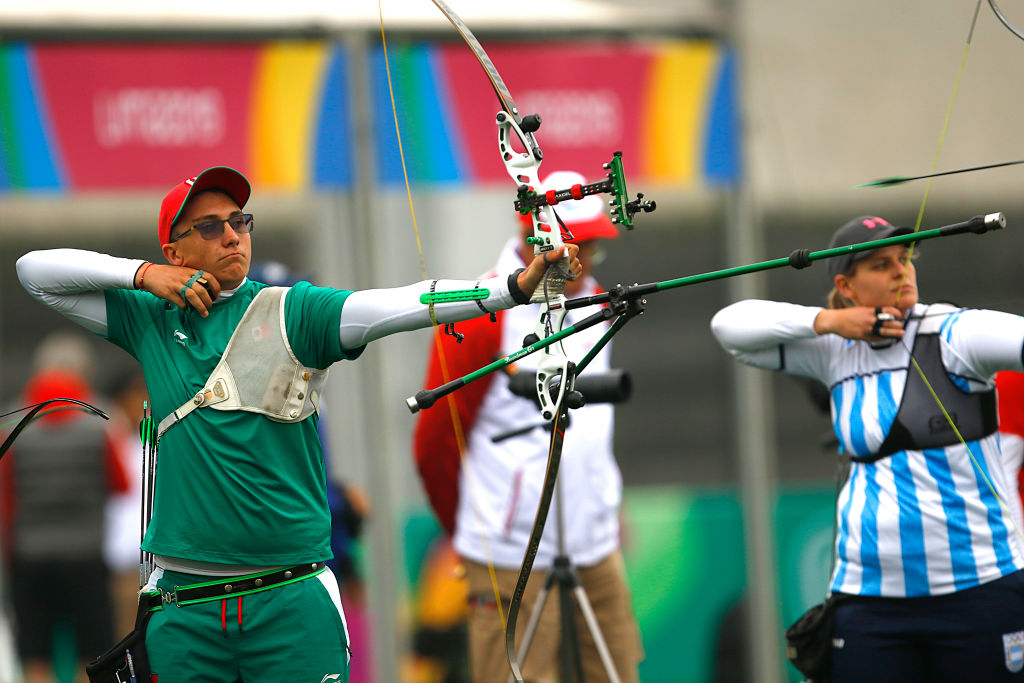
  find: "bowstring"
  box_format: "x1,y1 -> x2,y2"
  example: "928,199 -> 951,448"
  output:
378,1 -> 509,635
882,320 -> 1024,546
886,1 -> 1024,546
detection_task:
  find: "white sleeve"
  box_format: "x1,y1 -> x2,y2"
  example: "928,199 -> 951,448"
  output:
339,274 -> 521,348
16,249 -> 145,336
943,309 -> 1024,380
710,299 -> 826,372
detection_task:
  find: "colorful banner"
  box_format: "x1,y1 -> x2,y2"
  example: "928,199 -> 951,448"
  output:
0,41 -> 351,193
0,39 -> 736,194
372,40 -> 738,187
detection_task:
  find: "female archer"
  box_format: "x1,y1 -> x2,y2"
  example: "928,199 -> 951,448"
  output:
711,215 -> 1024,682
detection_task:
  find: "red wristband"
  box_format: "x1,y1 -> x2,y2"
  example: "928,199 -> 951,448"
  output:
137,262 -> 154,290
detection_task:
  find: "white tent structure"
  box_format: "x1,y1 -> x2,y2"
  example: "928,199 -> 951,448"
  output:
0,0 -> 719,33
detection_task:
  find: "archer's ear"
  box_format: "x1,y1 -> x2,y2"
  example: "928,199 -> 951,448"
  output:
162,243 -> 184,266
834,273 -> 855,300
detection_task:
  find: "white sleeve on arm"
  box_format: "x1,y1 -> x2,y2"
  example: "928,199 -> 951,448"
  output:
710,299 -> 823,370
339,274 -> 521,348
16,249 -> 145,336
944,308 -> 1024,379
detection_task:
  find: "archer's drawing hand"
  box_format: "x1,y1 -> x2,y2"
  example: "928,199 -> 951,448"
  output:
136,264 -> 222,317
814,306 -> 905,342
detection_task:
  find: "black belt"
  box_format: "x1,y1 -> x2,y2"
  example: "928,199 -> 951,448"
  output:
144,562 -> 326,609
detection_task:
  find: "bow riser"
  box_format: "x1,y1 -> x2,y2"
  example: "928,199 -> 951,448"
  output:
493,86 -> 576,425
495,111 -> 573,292
533,307 -> 573,422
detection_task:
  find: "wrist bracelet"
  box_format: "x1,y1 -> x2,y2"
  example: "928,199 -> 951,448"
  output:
137,262 -> 154,290
508,268 -> 530,305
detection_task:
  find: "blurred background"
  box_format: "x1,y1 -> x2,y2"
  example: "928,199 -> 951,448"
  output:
2,1 -> 1024,681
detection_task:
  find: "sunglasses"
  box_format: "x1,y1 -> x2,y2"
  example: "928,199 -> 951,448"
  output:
170,213 -> 254,243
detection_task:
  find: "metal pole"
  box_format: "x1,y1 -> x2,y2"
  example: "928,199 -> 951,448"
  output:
341,31 -> 403,683
725,196 -> 784,683
723,0 -> 784,680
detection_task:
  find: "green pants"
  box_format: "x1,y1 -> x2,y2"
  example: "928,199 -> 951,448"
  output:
146,567 -> 350,683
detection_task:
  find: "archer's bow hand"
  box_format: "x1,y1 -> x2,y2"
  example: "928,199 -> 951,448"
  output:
517,244 -> 581,299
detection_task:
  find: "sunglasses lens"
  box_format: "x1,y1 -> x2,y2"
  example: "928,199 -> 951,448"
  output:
186,214 -> 254,241
195,221 -> 224,240
230,215 -> 254,234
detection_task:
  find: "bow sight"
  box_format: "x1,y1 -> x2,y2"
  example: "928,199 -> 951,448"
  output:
513,151 -> 657,230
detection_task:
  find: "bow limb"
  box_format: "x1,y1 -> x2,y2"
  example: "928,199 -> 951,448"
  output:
0,398 -> 109,460
428,0 -> 538,152
429,0 -> 572,275
421,3 -> 574,679
504,385 -> 570,683
988,0 -> 1024,42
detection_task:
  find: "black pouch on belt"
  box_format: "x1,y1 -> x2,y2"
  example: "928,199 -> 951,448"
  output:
784,594 -> 844,682
86,593 -> 158,683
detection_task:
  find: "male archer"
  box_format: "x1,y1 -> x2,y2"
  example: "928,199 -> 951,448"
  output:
16,166 -> 580,682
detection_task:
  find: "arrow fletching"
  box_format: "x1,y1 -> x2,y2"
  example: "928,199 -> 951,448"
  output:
856,176 -> 912,188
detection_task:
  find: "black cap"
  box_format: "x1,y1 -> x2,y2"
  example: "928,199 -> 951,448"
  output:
826,216 -> 912,281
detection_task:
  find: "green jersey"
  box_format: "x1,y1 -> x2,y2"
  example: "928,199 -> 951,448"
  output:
104,280 -> 362,565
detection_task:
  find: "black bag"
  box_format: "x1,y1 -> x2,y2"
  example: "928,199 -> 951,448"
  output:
784,594 -> 841,682
86,595 -> 156,683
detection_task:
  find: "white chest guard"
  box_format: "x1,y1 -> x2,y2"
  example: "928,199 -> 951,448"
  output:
157,287 -> 329,439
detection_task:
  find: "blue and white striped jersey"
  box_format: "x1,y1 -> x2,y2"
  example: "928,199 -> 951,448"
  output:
712,300 -> 1024,597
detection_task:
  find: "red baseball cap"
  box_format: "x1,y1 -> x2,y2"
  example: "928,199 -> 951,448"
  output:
158,166 -> 251,246
518,170 -> 619,242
